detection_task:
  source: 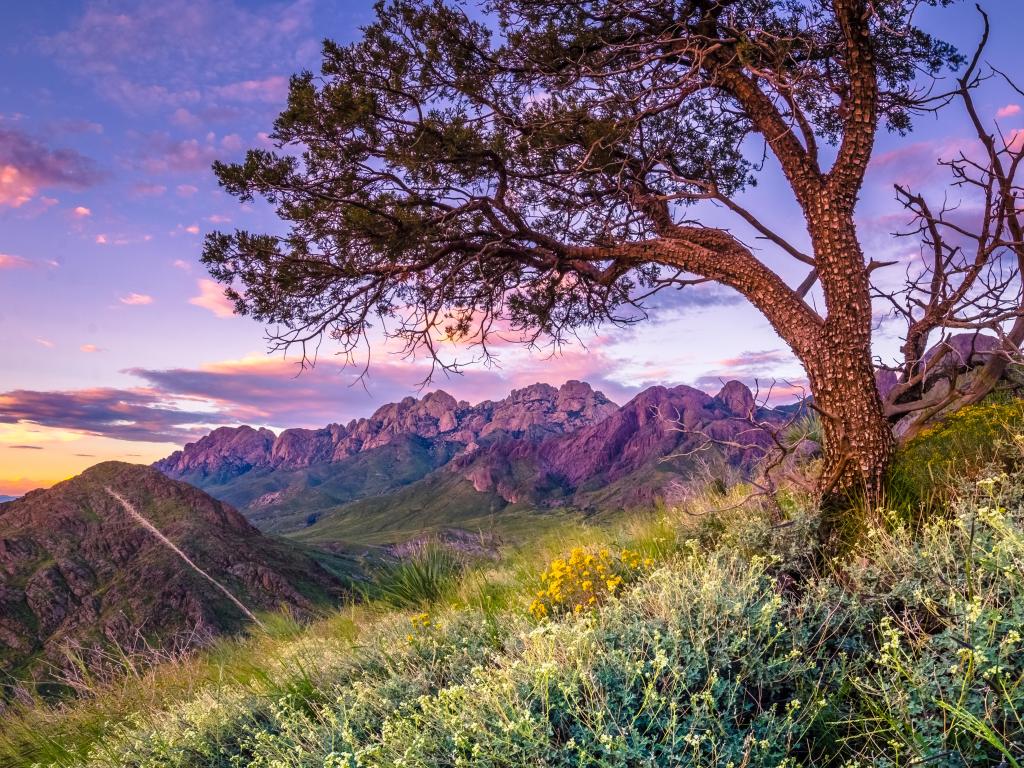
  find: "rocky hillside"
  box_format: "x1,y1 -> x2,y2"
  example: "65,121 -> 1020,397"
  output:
454,381 -> 783,506
294,381 -> 797,546
0,462 -> 351,689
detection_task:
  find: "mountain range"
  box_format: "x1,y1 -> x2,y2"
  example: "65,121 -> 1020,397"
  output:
156,380 -> 795,545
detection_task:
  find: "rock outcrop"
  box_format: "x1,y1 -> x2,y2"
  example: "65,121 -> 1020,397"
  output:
0,462 -> 348,686
453,381 -> 790,507
155,426 -> 277,482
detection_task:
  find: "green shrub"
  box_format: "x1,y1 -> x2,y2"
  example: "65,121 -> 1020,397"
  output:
888,396 -> 1024,519
830,471 -> 1024,766
363,545 -> 463,608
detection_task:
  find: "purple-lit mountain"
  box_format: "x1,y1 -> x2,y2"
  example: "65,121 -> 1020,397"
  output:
155,380 -> 795,540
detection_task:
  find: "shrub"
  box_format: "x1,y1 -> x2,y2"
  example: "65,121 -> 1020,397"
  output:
364,545 -> 463,608
831,471 -> 1024,766
528,546 -> 654,619
888,396 -> 1024,519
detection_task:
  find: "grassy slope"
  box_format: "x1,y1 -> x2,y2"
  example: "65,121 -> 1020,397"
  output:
292,445 -> 738,548
185,436 -> 459,533
5,402 -> 1024,766
290,470 -> 581,547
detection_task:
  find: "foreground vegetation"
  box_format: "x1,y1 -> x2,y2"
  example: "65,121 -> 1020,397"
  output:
4,402 -> 1024,766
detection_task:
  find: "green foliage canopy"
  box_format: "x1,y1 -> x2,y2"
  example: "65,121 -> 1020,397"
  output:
203,0 -> 960,366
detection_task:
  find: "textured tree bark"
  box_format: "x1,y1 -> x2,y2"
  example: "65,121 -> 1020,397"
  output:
802,198 -> 896,539
805,345 -> 895,539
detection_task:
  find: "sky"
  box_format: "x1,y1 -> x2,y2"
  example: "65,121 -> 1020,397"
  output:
0,0 -> 1021,496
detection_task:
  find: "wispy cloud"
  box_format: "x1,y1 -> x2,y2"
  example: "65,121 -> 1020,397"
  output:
41,0 -> 314,113
189,278 -> 235,318
119,292 -> 153,305
0,387 -> 211,442
0,253 -> 31,269
132,182 -> 166,197
211,76 -> 289,104
80,343 -> 104,353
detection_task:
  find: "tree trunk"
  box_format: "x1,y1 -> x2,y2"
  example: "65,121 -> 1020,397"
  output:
803,199 -> 896,542
804,346 -> 895,541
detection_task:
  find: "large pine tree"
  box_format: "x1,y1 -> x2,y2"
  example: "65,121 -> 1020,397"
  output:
202,0 -> 965,532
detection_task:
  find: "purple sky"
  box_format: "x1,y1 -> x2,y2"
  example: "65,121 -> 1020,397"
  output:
1,0 -> 1021,494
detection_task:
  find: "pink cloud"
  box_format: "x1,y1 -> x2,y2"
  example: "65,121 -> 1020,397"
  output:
0,126 -> 103,208
176,184 -> 198,197
189,278 -> 235,318
0,165 -> 36,207
72,205 -> 91,217
220,133 -> 243,151
0,253 -> 30,269
867,137 -> 974,187
184,224 -> 200,234
132,182 -> 166,197
80,344 -> 104,353
41,1 -> 314,113
119,292 -> 153,306
95,234 -> 108,244
34,338 -> 55,349
138,136 -> 218,174
171,107 -> 200,126
172,259 -> 191,271
997,104 -> 1021,119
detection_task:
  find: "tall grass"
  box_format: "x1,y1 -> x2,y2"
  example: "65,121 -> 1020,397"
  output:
363,544 -> 463,607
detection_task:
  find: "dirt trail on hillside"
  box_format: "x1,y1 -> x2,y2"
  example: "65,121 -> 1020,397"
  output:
104,487 -> 265,629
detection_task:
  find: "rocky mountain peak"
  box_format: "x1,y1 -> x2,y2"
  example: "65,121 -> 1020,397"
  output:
155,425 -> 277,481
714,380 -> 756,417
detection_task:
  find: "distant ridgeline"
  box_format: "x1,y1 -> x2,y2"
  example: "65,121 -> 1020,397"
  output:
155,380 -> 800,544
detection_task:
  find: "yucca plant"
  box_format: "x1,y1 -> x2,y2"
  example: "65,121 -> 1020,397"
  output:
364,545 -> 462,608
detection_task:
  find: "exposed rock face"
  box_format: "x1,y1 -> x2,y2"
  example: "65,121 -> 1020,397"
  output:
0,462 -> 347,686
923,333 -> 1001,370
156,426 -> 277,482
156,381 -> 618,482
454,382 -> 789,507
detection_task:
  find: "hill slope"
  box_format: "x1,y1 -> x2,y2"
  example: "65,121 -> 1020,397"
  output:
0,462 -> 352,688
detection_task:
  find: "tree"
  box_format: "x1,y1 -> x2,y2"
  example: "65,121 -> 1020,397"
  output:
878,13 -> 1024,441
203,0 -> 966,533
